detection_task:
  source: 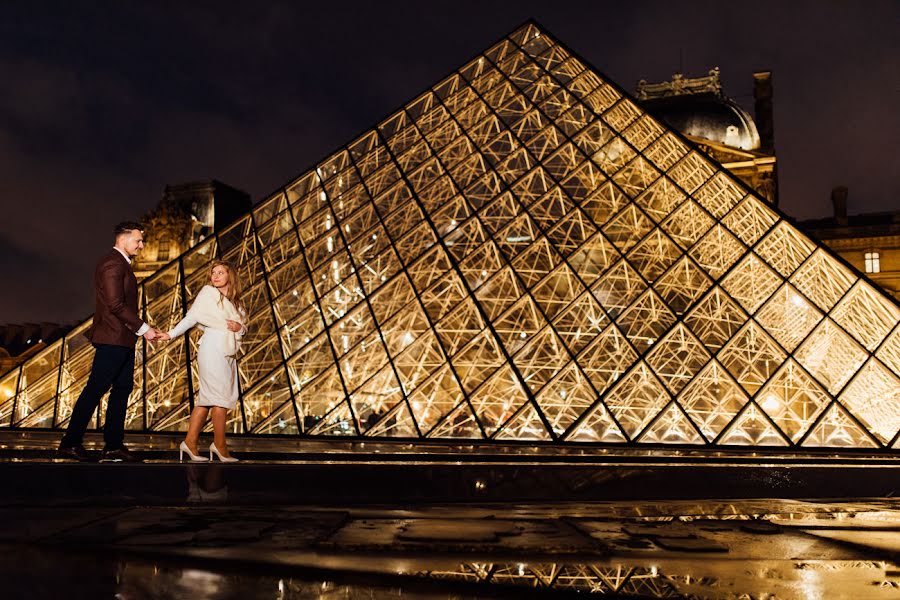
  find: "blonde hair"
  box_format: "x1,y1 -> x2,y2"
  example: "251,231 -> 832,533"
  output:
209,260 -> 245,314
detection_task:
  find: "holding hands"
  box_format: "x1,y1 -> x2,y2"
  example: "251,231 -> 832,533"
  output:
143,327 -> 164,342
142,328 -> 170,342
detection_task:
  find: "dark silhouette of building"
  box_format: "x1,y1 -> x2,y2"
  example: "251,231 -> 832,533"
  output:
134,180 -> 251,280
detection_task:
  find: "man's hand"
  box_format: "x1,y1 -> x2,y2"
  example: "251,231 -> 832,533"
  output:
226,320 -> 242,333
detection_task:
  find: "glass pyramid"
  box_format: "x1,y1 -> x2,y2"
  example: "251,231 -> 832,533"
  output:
2,22 -> 898,448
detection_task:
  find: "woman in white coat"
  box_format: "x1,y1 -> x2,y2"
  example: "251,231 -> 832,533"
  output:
160,260 -> 246,462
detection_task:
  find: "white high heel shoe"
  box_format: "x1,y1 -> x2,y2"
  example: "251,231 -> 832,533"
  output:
209,442 -> 239,463
179,441 -> 209,462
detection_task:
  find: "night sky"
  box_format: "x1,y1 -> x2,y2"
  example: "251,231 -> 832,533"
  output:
1,1 -> 897,324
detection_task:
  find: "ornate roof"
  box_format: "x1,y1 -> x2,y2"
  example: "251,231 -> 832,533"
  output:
638,69 -> 761,152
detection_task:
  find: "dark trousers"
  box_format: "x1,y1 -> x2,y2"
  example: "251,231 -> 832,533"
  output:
60,344 -> 135,450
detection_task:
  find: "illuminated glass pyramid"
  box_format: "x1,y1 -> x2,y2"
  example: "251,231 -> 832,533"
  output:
2,22 -> 899,448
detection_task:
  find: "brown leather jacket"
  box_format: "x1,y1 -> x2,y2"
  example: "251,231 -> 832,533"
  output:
85,249 -> 143,347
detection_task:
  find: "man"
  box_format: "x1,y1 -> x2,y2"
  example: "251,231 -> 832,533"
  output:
57,221 -> 162,462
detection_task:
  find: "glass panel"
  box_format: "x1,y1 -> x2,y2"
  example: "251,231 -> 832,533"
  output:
494,404 -> 551,440
592,259 -> 646,318
755,284 -> 823,352
646,324 -> 711,394
655,256 -> 713,316
757,360 -> 830,443
689,224 -> 746,281
408,366 -> 465,435
602,204 -> 653,253
795,319 -> 868,396
351,366 -> 406,434
661,199 -> 714,251
617,290 -> 677,354
567,232 -> 619,285
0,369 -> 19,426
678,360 -> 748,442
637,402 -> 704,444
244,366 -> 292,432
876,326 -> 900,374
468,365 -> 529,436
693,172 -> 745,218
627,228 -> 681,283
644,132 -> 690,171
577,325 -> 637,396
293,367 -> 345,433
512,328 -> 569,394
15,341 -> 62,425
612,156 -> 660,199
452,330 -> 506,393
604,363 -> 670,440
722,195 -> 777,246
755,221 -> 815,278
668,151 -> 716,194
531,264 -> 584,320
838,358 -> 900,444
634,177 -> 686,223
790,249 -> 855,312
393,330 -> 445,395
719,403 -> 788,446
802,403 -> 878,448
718,321 -> 786,395
536,364 -> 597,436
830,281 -> 899,351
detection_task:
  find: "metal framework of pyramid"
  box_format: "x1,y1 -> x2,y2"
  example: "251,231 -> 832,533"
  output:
2,22 -> 899,449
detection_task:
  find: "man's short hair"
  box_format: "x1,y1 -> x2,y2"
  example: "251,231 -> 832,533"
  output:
114,221 -> 143,237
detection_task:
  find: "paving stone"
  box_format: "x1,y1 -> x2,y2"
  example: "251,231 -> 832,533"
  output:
0,507 -> 124,542
320,517 -> 604,555
120,531 -> 198,546
652,535 -> 729,552
621,523 -> 698,538
397,519 -> 519,543
740,519 -> 783,534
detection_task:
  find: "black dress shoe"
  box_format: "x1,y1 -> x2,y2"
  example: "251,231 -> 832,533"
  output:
100,446 -> 143,463
56,445 -> 94,462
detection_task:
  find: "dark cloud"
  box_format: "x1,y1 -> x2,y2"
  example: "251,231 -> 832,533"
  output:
0,0 -> 897,323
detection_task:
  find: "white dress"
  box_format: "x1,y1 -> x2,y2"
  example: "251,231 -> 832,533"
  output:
168,285 -> 246,410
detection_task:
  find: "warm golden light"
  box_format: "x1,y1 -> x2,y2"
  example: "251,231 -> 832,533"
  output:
0,22 -> 897,446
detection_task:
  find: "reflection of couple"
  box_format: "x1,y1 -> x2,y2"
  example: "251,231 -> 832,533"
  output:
56,221 -> 246,463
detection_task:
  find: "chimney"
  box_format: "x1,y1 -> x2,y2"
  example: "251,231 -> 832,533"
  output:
753,71 -> 775,153
831,186 -> 849,226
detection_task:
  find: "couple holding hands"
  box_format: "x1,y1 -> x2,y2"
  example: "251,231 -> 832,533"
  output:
57,221 -> 247,463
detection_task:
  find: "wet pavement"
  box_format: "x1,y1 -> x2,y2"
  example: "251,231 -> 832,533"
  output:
1,454 -> 899,599
3,498 -> 900,598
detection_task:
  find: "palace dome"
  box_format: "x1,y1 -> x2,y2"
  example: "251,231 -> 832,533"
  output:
641,92 -> 761,151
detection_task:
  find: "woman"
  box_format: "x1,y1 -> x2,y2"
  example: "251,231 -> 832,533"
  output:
161,260 -> 246,462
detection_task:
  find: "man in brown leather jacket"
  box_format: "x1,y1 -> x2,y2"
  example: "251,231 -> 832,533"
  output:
58,221 -> 162,462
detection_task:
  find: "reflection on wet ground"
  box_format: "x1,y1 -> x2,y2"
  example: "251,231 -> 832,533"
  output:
1,544 -> 497,600
3,497 -> 899,598
1,458 -> 899,598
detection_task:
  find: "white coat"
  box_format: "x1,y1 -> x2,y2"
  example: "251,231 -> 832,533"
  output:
168,285 -> 246,409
